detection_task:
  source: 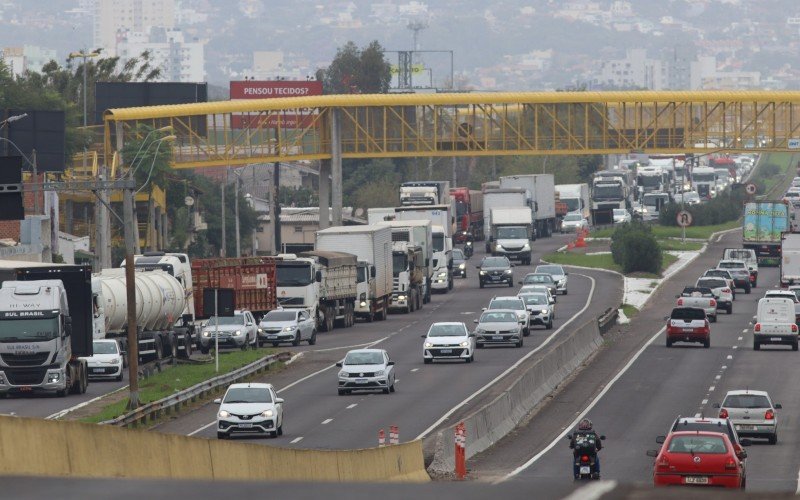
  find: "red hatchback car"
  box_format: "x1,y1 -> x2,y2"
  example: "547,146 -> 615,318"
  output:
648,431 -> 744,489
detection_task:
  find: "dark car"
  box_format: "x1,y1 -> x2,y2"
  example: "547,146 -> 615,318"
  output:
477,256 -> 513,288
452,248 -> 467,278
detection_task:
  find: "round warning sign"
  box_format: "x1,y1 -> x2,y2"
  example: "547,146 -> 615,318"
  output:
745,183 -> 757,195
676,210 -> 693,227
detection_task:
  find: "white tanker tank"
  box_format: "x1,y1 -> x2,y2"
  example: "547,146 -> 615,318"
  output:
93,268 -> 186,334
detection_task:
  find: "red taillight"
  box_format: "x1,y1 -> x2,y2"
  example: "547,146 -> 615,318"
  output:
677,298 -> 683,306
710,299 -> 717,307
656,455 -> 670,470
719,408 -> 729,419
750,275 -> 755,282
792,324 -> 798,333
581,455 -> 589,463
725,457 -> 737,470
754,323 -> 761,332
766,409 -> 775,420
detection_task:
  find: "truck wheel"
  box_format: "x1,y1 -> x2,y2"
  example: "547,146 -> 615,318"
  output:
366,310 -> 374,323
753,341 -> 760,351
479,281 -> 484,289
326,308 -> 335,331
745,285 -> 751,294
184,335 -> 193,358
448,277 -> 453,291
154,337 -> 164,361
794,342 -> 799,352
171,334 -> 179,358
200,345 -> 209,355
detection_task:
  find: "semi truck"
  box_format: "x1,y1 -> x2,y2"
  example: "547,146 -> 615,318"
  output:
450,187 -> 484,242
277,251 -> 358,332
0,262 -> 91,397
488,207 -> 533,264
743,202 -> 790,266
377,219 -> 433,305
367,207 -> 397,225
692,166 -> 717,200
389,242 -> 425,313
315,225 -> 392,323
499,174 -> 557,238
483,188 -> 529,247
556,183 -> 590,220
636,166 -> 665,197
400,181 -> 451,207
394,205 -> 454,293
591,177 -> 627,225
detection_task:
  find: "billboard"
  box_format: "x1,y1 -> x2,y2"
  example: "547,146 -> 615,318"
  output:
94,82 -> 208,124
1,110 -> 66,172
229,81 -> 322,129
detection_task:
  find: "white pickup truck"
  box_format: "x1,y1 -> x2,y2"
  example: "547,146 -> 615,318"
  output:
676,287 -> 717,322
754,297 -> 799,351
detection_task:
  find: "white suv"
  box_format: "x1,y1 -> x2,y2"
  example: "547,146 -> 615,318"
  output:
422,322 -> 476,363
486,296 -> 530,336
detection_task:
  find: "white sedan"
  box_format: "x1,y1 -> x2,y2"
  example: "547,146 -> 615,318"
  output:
82,339 -> 124,381
612,209 -> 631,224
337,349 -> 396,395
215,383 -> 284,439
422,322 -> 476,363
561,213 -> 589,233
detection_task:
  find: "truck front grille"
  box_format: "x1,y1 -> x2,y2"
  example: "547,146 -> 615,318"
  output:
1,352 -> 50,367
5,368 -> 47,385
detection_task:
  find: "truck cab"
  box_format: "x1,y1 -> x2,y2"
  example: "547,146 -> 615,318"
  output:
430,225 -> 453,292
390,242 -> 424,313
0,280 -> 87,396
692,167 -> 718,200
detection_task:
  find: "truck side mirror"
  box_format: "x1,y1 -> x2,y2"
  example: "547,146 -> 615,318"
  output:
370,266 -> 376,278
315,271 -> 322,283
489,236 -> 494,242
64,317 -> 72,337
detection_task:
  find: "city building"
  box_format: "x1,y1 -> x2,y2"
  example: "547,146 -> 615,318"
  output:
598,49 -> 661,89
93,0 -> 175,56
1,45 -> 57,77
116,27 -> 205,82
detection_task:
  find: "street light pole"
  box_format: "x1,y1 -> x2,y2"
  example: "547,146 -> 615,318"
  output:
232,168 -> 242,257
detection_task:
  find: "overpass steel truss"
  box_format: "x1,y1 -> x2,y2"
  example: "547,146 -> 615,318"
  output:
103,91 -> 800,169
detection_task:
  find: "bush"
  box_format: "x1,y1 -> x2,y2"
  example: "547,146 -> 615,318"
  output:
659,188 -> 747,227
610,221 -> 663,274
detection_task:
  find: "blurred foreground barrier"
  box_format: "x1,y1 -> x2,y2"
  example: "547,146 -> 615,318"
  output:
0,415 -> 429,482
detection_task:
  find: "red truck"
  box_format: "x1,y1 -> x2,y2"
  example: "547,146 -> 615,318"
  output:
192,257 -> 278,321
451,187 -> 484,242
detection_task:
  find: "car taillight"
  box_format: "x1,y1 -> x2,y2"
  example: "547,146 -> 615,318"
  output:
722,288 -> 731,293
656,455 -> 670,470
677,298 -> 683,306
765,409 -> 775,420
750,275 -> 755,282
793,324 -> 798,333
710,299 -> 717,307
725,458 -> 738,470
581,455 -> 589,463
719,408 -> 729,419
754,323 -> 761,332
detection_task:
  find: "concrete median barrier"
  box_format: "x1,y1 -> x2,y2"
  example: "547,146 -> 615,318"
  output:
0,415 -> 428,482
425,317 -> 603,474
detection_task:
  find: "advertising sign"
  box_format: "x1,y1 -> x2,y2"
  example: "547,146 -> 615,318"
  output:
743,202 -> 789,243
229,81 -> 322,129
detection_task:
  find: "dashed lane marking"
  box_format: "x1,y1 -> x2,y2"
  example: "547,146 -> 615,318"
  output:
321,418 -> 333,425
709,386 -> 715,391
346,404 -> 357,409
290,437 -> 304,444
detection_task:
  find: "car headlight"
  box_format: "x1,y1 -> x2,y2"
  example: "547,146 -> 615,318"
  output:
495,244 -> 504,250
360,301 -> 367,307
261,409 -> 274,418
202,331 -> 210,338
108,358 -> 121,365
374,370 -> 385,377
258,327 -> 264,333
339,371 -> 347,378
218,410 -> 230,418
424,342 -> 434,348
480,271 -> 486,275
504,269 -> 512,274
437,272 -> 447,278
522,243 -> 530,250
233,330 -> 243,336
460,341 -> 469,347
397,295 -> 406,301
283,326 -> 297,332
541,309 -> 549,314
459,263 -> 465,269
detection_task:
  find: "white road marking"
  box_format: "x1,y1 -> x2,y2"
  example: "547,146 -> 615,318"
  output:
694,412 -> 702,418
727,355 -> 733,359
563,481 -> 618,500
395,379 -> 400,383
321,418 -> 333,425
411,368 -> 419,372
460,312 -> 475,315
346,403 -> 357,409
188,420 -> 217,436
738,336 -> 743,341
721,365 -> 727,370
709,386 -> 715,391
418,273 -> 597,441
732,345 -> 738,349
290,437 -> 304,444
715,375 -> 721,380
498,326 -> 664,482
46,384 -> 130,420
701,399 -> 708,405
742,329 -> 748,334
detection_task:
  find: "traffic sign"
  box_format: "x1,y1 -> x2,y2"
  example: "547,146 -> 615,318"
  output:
676,210 -> 693,227
745,183 -> 757,195
789,138 -> 800,149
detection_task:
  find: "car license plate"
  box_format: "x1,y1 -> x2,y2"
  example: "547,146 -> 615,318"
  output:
579,466 -> 591,475
737,425 -> 756,431
493,336 -> 503,340
439,349 -> 452,354
92,368 -> 104,374
490,276 -> 500,281
355,378 -> 368,384
267,335 -> 277,339
19,386 -> 32,392
685,476 -> 708,485
771,337 -> 783,341
238,423 -> 253,429
683,328 -> 694,333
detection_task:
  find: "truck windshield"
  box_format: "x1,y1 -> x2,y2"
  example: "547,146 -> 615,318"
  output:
432,233 -> 445,252
392,253 -> 408,276
693,173 -> 716,182
496,227 -> 528,239
356,266 -> 367,284
455,201 -> 468,219
639,175 -> 660,187
0,317 -> 59,342
563,198 -> 580,212
593,184 -> 623,199
276,264 -> 313,287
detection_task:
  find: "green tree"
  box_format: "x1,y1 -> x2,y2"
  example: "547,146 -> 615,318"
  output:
316,40 -> 391,94
577,155 -> 604,182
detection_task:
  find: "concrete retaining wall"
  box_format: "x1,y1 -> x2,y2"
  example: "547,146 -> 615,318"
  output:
425,317 -> 603,474
0,415 -> 429,482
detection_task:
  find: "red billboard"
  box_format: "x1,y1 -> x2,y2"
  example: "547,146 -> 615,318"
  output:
230,81 -> 322,129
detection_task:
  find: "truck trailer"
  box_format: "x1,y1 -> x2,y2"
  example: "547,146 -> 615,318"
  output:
450,187 -> 484,242
499,174 -> 557,238
377,219 -> 433,305
743,202 -> 790,266
488,207 -> 533,264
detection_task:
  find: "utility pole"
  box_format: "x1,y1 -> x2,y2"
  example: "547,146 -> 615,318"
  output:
452,157 -> 457,186
122,185 -> 139,408
234,168 -> 241,257
274,162 -> 281,253
221,169 -> 227,257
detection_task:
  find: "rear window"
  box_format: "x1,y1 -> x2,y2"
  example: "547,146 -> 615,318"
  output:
671,308 -> 706,320
697,278 -> 726,289
723,394 -> 771,409
491,299 -> 524,310
667,435 -> 727,454
718,262 -> 745,269
724,250 -> 753,261
681,287 -> 714,297
672,421 -> 734,443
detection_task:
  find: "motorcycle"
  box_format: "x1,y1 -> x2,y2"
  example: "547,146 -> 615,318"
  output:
463,240 -> 474,258
568,432 -> 605,480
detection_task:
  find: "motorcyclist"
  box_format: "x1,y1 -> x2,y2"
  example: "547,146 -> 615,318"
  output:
463,233 -> 474,258
569,418 -> 602,478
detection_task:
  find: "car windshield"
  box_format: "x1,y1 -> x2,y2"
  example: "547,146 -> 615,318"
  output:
670,308 -> 706,320
432,233 -> 445,252
223,387 -> 272,404
705,270 -> 729,278
725,250 -> 753,261
357,265 -> 367,284
92,341 -> 119,354
480,311 -> 517,323
790,289 -> 800,301
520,294 -> 547,305
524,274 -> 553,284
428,324 -> 467,337
723,394 -> 771,409
667,435 -> 727,454
482,257 -> 510,268
263,311 -> 297,321
496,227 -> 529,239
564,214 -> 582,222
535,266 -> 563,275
344,351 -> 384,365
392,253 -> 408,276
491,299 -> 523,310
206,315 -> 245,326
452,249 -> 465,260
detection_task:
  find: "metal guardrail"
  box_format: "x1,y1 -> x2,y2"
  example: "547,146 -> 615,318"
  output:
597,307 -> 619,335
101,351 -> 292,427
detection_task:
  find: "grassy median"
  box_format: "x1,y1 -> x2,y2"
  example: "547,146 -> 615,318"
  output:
82,348 -> 278,424
543,252 -> 678,277
591,220 -> 740,240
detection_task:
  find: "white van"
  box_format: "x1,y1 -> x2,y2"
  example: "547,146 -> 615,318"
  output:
754,297 -> 798,351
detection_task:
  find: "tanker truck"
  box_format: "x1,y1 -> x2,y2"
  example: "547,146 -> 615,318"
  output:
93,268 -> 194,362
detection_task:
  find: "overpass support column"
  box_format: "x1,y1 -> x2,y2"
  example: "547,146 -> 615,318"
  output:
331,108 -> 343,227
319,159 -> 330,230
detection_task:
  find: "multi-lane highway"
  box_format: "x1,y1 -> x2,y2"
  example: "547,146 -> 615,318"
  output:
149,235 -> 620,450
471,229 -> 800,495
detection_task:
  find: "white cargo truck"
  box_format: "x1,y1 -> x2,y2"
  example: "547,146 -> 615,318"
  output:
781,234 -> 800,287
399,181 -> 451,206
499,174 -> 557,238
488,207 -> 533,265
315,226 -> 393,322
394,205 -> 454,293
483,188 -> 529,248
556,183 -> 590,220
367,207 -> 398,225
377,219 -> 433,304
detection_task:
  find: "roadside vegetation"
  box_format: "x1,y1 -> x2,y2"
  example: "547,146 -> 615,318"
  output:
81,348 -> 277,424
